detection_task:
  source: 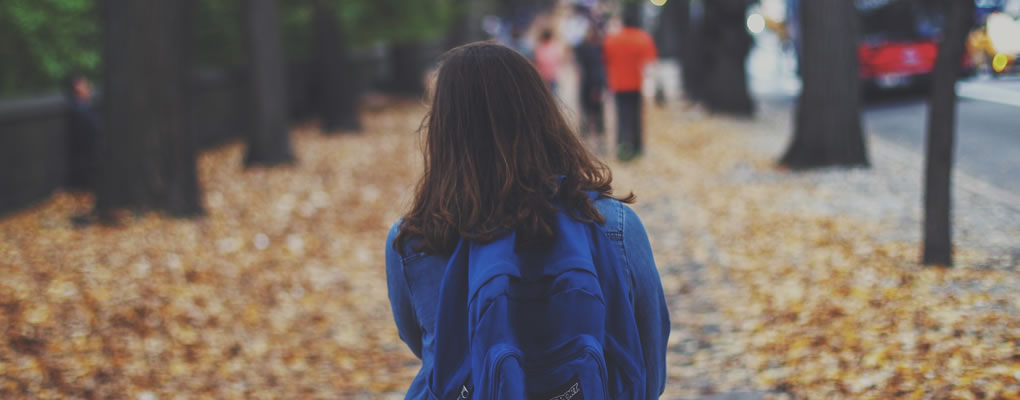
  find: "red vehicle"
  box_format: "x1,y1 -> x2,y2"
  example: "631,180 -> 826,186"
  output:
858,38 -> 940,89
784,0 -> 975,91
856,0 -> 973,91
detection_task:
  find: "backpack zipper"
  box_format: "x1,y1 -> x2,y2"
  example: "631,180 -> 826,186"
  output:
487,349 -> 523,399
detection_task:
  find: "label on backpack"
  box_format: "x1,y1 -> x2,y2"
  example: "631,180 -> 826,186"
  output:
531,376 -> 583,400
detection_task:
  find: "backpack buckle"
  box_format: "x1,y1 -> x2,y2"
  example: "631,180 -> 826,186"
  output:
457,385 -> 470,399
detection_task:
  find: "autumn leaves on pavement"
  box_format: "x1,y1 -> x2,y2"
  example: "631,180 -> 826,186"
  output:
1,104 -> 1018,399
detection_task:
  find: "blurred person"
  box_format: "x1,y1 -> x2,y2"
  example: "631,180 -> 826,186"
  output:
386,42 -> 669,399
575,25 -> 608,154
63,73 -> 99,192
787,0 -> 801,75
507,25 -> 533,60
563,4 -> 593,47
534,28 -> 565,91
603,10 -> 657,161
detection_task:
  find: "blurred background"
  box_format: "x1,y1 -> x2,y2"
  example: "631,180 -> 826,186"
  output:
1,0 -> 1018,398
2,0 -> 1020,213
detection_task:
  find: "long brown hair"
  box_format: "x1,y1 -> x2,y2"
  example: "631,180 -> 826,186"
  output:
396,42 -> 633,256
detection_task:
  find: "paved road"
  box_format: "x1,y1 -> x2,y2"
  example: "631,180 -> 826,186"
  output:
860,87 -> 1020,196
747,32 -> 1020,197
757,86 -> 1020,198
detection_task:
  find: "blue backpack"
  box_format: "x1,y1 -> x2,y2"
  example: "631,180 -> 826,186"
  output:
429,205 -> 646,399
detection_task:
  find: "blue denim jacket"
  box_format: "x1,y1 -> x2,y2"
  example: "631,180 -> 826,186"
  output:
385,197 -> 670,399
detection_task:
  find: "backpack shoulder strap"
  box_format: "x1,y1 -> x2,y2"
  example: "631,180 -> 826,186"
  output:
430,240 -> 473,397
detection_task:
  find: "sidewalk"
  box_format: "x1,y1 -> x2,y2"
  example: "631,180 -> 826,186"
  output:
2,8 -> 1018,397
612,102 -> 1020,398
547,6 -> 1019,397
958,76 -> 1020,108
733,101 -> 1020,269
1,100 -> 1017,399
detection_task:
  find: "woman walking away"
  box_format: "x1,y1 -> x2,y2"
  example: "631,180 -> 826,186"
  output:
385,42 -> 669,400
575,25 -> 608,155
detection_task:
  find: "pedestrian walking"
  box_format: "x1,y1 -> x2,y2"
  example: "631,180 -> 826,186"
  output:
63,73 -> 99,192
506,25 -> 533,60
575,25 -> 608,154
603,11 -> 657,161
385,42 -> 669,400
63,73 -> 102,225
534,28 -> 565,92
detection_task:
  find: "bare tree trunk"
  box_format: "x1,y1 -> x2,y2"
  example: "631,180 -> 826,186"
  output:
698,0 -> 754,116
445,0 -> 484,49
388,42 -> 426,95
923,0 -> 975,267
657,0 -> 689,60
312,0 -> 361,134
682,0 -> 706,103
779,0 -> 868,169
96,0 -> 203,217
244,0 -> 295,166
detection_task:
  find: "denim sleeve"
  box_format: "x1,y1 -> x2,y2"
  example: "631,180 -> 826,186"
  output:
385,222 -> 423,359
621,205 -> 670,397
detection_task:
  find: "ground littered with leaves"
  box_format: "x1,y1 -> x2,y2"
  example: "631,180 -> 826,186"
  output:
1,104 -> 1017,399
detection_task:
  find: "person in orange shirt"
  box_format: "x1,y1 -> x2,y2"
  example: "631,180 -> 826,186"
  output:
603,11 -> 657,161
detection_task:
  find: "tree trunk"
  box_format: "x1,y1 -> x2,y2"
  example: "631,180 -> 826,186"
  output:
499,0 -> 551,16
658,0 -> 689,59
922,0 -> 975,267
682,0 -> 706,102
244,0 -> 295,167
445,0 -> 483,49
698,0 -> 754,116
96,0 -> 203,217
312,0 -> 361,134
388,42 -> 426,96
779,0 -> 868,169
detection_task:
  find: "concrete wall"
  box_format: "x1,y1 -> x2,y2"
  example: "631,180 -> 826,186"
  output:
0,68 -> 267,217
0,47 -> 401,218
0,94 -> 69,215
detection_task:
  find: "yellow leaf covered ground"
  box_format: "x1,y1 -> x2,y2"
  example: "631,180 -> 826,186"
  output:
1,103 -> 1017,399
1,106 -> 426,399
618,106 -> 1020,399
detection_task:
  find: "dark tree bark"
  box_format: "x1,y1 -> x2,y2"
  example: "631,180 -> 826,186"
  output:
682,0 -> 706,102
311,0 -> 361,133
388,43 -> 426,96
244,0 -> 295,167
96,0 -> 203,217
445,0 -> 484,49
657,0 -> 689,59
652,0 -> 689,107
499,0 -> 553,16
623,3 -> 644,25
779,0 -> 868,169
697,0 -> 754,116
922,0 -> 975,267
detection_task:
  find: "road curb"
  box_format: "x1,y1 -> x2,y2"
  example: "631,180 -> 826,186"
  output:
870,134 -> 1020,214
957,80 -> 1020,108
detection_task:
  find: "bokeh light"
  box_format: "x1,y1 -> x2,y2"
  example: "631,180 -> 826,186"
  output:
746,13 -> 766,34
992,53 -> 1009,72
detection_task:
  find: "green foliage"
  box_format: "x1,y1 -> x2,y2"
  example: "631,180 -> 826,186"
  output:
194,0 -> 246,68
280,1 -> 315,60
192,0 -> 317,66
335,0 -> 458,46
0,0 -> 460,97
0,0 -> 100,97
275,0 -> 462,59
